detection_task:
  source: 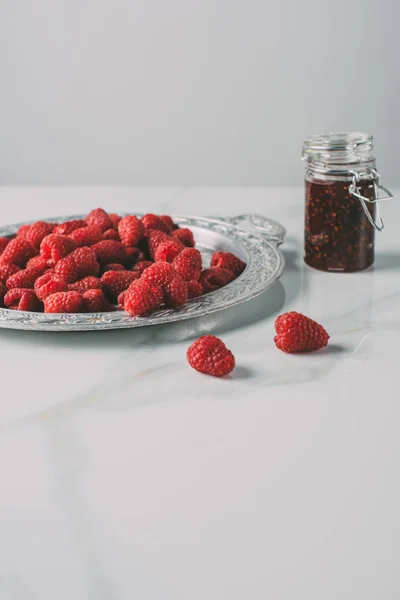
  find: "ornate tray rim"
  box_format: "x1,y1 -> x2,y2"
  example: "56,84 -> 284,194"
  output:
0,213 -> 286,331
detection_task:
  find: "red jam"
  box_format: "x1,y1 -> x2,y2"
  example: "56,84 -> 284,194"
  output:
304,179 -> 376,272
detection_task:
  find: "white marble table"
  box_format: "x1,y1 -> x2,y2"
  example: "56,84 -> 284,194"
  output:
0,187 -> 399,600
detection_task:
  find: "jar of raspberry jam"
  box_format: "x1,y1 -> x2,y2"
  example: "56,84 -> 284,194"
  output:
302,132 -> 393,272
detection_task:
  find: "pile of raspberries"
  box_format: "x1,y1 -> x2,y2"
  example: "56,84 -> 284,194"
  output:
0,209 -> 246,316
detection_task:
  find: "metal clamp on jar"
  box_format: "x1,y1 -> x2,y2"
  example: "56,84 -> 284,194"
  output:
302,132 -> 393,272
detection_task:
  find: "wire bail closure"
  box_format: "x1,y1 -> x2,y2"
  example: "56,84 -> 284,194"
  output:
348,169 -> 393,232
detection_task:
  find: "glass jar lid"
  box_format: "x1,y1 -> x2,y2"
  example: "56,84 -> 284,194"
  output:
302,132 -> 374,167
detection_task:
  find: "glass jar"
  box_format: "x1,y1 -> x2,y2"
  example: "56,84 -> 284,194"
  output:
302,132 -> 393,272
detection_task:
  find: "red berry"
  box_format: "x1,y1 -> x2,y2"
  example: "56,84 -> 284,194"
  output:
101,270 -> 139,299
6,268 -> 38,290
35,272 -> 68,300
0,264 -> 20,285
172,248 -> 202,281
187,336 -> 235,377
124,279 -> 163,316
118,215 -> 144,247
146,230 -> 172,259
102,228 -> 120,241
40,234 -> 77,266
102,263 -> 126,272
0,238 -> 36,267
163,274 -> 188,307
26,221 -> 55,249
54,256 -> 80,283
199,267 -> 234,293
159,215 -> 176,230
70,225 -> 103,247
17,224 -> 31,239
117,290 -> 127,310
86,208 -> 113,232
154,240 -> 182,263
92,240 -> 126,265
83,289 -> 111,312
109,213 -> 122,228
0,238 -> 10,254
187,280 -> 203,299
210,251 -> 246,278
141,213 -> 172,234
274,312 -> 330,353
172,228 -> 195,247
44,291 -> 84,313
68,276 -> 103,294
131,260 -> 153,276
26,255 -> 48,275
53,219 -> 87,236
69,247 -> 100,278
141,261 -> 174,285
4,288 -> 41,311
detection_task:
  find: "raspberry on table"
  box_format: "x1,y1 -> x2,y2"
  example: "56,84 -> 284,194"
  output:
210,251 -> 246,278
92,240 -> 126,265
69,247 -> 100,278
123,279 -> 163,316
172,228 -> 195,247
101,270 -> 139,299
141,213 -> 172,234
70,225 -> 103,247
0,264 -> 20,285
199,267 -> 234,293
187,280 -> 203,299
40,234 -> 77,266
4,288 -> 41,311
26,255 -> 48,275
86,208 -> 113,232
0,238 -> 36,267
35,272 -> 68,300
109,213 -> 122,228
54,219 -> 87,236
0,238 -> 10,254
44,291 -> 84,313
26,221 -> 55,249
187,336 -> 235,377
118,215 -> 144,247
274,312 -> 329,353
82,289 -> 112,312
172,247 -> 202,281
6,268 -> 39,290
159,215 -> 176,230
131,260 -> 153,276
68,276 -> 103,294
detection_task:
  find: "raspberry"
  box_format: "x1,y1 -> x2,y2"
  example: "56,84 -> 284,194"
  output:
0,264 -> 20,285
146,230 -> 172,258
4,288 -> 41,312
172,248 -> 202,281
35,272 -> 68,300
141,213 -> 172,234
68,276 -> 103,294
118,215 -> 144,247
117,290 -> 127,310
70,225 -> 103,247
141,261 -> 187,307
0,238 -> 36,267
159,215 -> 176,230
274,312 -> 330,353
40,234 -> 77,266
44,291 -> 84,313
92,240 -> 126,265
26,255 -> 48,275
187,336 -> 235,377
154,240 -> 182,263
26,221 -> 55,249
54,256 -> 80,283
210,251 -> 246,278
102,228 -> 120,241
199,267 -> 234,293
0,238 -> 9,254
53,219 -> 87,236
123,247 -> 146,267
187,280 -> 203,299
6,268 -> 38,290
102,263 -> 127,272
83,289 -> 111,312
101,270 -> 139,299
172,228 -> 195,247
141,261 -> 174,286
17,224 -> 31,239
131,260 -> 153,276
0,282 -> 6,306
86,208 -> 113,232
123,279 -> 163,317
109,213 -> 122,228
71,247 -> 100,277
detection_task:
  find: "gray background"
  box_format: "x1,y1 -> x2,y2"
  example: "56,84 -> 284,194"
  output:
1,0 -> 399,186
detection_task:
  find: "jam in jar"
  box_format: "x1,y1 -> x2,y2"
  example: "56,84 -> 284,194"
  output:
302,132 -> 393,272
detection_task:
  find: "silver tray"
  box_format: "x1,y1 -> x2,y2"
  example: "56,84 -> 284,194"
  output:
0,213 -> 286,331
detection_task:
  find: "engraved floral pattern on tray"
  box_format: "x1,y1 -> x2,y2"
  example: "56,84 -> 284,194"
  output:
0,214 -> 285,331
